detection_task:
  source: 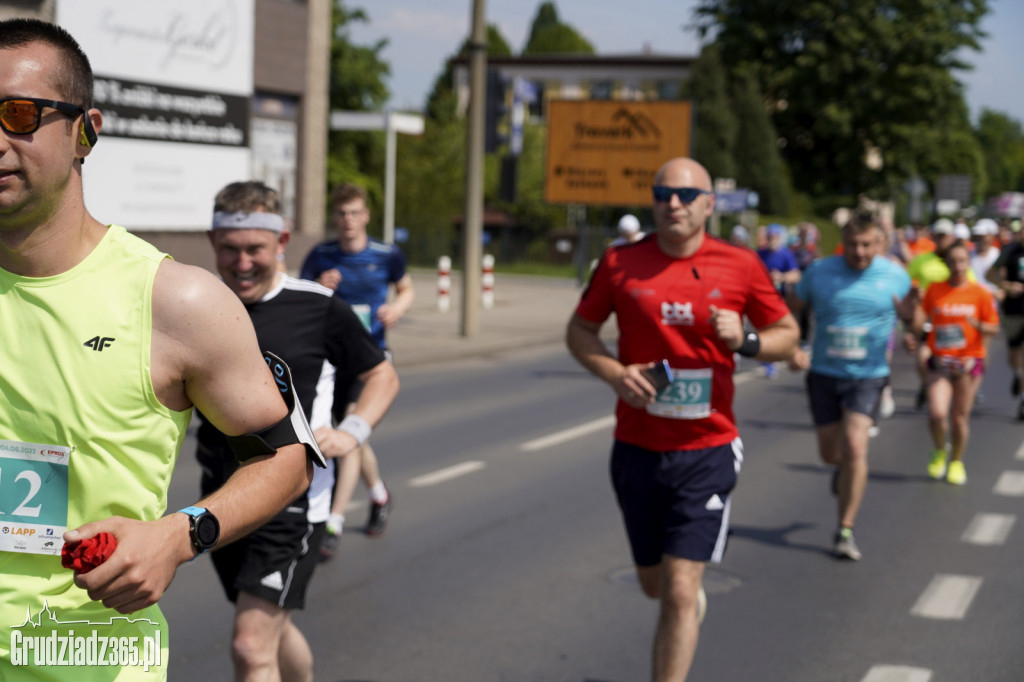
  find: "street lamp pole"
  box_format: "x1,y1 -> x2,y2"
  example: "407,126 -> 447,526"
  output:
461,0 -> 487,337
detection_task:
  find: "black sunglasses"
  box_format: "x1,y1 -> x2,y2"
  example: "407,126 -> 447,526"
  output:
652,186 -> 712,204
0,97 -> 86,136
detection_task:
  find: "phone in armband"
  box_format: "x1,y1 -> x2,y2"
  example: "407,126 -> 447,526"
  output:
642,359 -> 673,394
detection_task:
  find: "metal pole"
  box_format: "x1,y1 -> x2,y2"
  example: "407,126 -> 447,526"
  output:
383,112 -> 397,244
461,0 -> 486,337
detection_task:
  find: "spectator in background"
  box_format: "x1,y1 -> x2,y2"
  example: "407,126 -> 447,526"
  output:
729,224 -> 751,248
790,223 -> 819,349
610,214 -> 645,247
988,227 -> 1024,418
971,219 -> 1002,299
907,223 -> 936,257
757,224 -> 801,377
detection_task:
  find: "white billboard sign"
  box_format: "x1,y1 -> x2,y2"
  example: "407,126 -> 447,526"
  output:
57,0 -> 253,230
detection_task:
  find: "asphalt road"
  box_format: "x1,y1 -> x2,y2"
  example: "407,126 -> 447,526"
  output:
159,340 -> 1024,681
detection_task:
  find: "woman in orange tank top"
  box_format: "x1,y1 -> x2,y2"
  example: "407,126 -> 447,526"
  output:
911,241 -> 1000,485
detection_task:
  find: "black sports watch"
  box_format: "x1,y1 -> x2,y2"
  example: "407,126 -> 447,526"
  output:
178,506 -> 220,557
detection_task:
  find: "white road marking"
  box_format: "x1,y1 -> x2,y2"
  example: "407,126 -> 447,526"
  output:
409,461 -> 486,487
993,471 -> 1024,496
861,665 -> 932,682
519,415 -> 615,452
962,513 -> 1016,546
1015,441 -> 1024,461
910,574 -> 982,620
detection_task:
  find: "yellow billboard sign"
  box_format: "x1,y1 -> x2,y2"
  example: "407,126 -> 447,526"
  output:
545,100 -> 692,206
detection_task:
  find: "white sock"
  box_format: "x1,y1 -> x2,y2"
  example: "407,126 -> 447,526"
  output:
369,481 -> 389,504
327,513 -> 344,534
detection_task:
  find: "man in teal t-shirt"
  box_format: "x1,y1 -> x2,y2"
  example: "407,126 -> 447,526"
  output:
789,213 -> 915,561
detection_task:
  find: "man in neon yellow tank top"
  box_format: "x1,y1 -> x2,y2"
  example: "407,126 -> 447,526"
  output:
0,19 -> 315,680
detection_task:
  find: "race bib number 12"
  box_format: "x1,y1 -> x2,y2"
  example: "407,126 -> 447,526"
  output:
0,439 -> 71,556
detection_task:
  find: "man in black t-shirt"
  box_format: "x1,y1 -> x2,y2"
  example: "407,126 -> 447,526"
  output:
199,181 -> 399,680
990,236 -> 1024,418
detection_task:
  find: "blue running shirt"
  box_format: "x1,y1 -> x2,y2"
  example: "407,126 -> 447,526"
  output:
300,239 -> 407,349
794,256 -> 911,379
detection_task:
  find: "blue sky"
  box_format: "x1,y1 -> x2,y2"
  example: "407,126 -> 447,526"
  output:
350,0 -> 1024,125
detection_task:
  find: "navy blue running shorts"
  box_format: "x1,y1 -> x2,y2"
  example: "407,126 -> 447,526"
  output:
610,438 -> 742,567
806,371 -> 888,426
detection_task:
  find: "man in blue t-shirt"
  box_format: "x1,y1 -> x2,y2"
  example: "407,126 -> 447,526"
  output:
789,213 -> 916,561
300,183 -> 415,555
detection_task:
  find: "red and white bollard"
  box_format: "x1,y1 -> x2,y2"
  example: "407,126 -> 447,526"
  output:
437,255 -> 451,312
481,254 -> 495,309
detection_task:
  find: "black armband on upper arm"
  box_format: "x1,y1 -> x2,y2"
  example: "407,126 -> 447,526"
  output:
225,351 -> 327,468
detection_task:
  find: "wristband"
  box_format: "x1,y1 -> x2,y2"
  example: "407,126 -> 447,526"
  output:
337,414 -> 372,445
737,331 -> 761,358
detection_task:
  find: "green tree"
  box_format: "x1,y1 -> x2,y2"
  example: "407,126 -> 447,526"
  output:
683,44 -> 737,181
327,1 -> 391,215
731,70 -> 790,214
524,1 -> 560,46
975,109 -> 1024,194
424,25 -> 513,124
522,2 -> 595,55
694,0 -> 989,200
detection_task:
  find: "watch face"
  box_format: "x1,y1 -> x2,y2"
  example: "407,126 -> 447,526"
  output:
195,514 -> 220,548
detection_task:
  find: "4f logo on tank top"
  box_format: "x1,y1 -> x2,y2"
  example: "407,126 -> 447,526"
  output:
83,336 -> 115,351
661,301 -> 695,326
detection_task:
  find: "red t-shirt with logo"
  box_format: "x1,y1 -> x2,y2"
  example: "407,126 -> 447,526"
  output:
575,234 -> 790,451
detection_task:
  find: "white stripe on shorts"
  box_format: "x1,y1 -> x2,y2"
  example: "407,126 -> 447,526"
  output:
710,437 -> 743,564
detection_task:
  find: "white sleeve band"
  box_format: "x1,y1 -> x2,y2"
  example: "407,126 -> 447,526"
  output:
337,414 -> 372,445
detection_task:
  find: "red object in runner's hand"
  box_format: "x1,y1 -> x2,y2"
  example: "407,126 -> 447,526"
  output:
61,533 -> 117,573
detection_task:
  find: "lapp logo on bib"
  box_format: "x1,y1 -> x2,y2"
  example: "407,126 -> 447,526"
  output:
661,301 -> 695,326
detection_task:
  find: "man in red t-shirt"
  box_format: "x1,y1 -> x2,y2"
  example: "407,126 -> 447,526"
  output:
566,157 -> 799,681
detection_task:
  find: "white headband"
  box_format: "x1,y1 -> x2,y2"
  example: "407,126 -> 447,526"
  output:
211,211 -> 285,233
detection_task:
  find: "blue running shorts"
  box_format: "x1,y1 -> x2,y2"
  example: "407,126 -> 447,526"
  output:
610,438 -> 742,567
806,371 -> 888,425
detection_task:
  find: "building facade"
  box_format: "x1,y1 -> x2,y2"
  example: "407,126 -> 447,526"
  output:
0,0 -> 331,271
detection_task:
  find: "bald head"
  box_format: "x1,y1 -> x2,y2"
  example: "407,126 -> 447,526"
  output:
654,157 -> 712,192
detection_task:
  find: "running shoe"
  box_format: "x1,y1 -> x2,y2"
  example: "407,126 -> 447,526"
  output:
833,528 -> 862,561
927,449 -> 948,480
946,460 -> 967,486
868,426 -> 880,438
1013,375 -> 1021,397
319,529 -> 340,561
763,363 -> 777,380
366,493 -> 392,536
696,584 -> 707,624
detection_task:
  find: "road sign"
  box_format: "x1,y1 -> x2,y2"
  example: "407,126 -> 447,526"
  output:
544,100 -> 693,206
